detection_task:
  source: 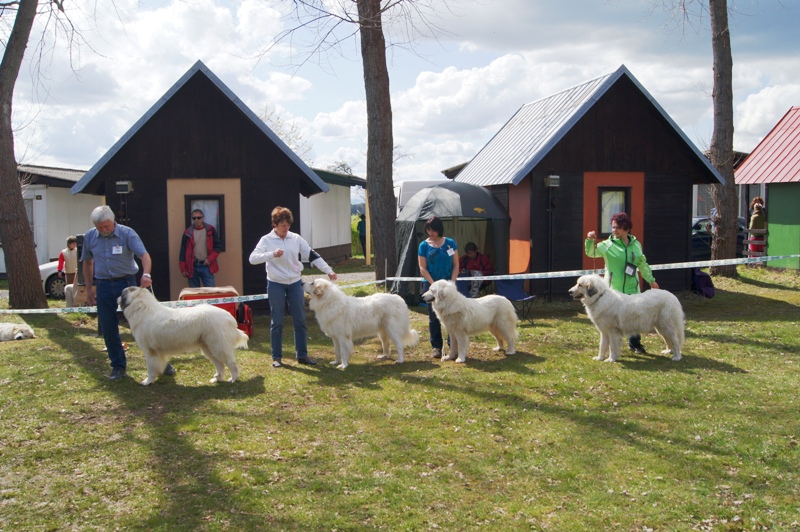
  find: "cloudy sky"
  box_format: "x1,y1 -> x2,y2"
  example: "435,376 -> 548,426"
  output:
10,0 -> 800,184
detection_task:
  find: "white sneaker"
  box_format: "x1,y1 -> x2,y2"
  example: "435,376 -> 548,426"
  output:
431,348 -> 442,358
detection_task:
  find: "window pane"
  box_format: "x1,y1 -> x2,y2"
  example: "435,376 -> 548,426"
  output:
600,191 -> 626,233
191,199 -> 219,231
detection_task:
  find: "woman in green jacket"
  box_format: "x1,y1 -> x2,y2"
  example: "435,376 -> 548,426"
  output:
585,212 -> 659,354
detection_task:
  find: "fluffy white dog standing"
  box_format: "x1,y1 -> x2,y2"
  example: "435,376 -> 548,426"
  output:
119,286 -> 248,385
421,279 -> 518,363
303,278 -> 419,369
568,274 -> 684,362
0,322 -> 36,341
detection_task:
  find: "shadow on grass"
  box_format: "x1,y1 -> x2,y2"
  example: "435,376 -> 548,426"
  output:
617,349 -> 747,374
682,290 -> 799,323
392,369 -> 791,482
35,312 -> 290,529
277,344 -> 546,392
735,273 -> 800,292
684,329 -> 799,357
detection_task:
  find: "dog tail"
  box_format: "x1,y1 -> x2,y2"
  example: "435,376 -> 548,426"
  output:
404,329 -> 420,348
235,329 -> 250,350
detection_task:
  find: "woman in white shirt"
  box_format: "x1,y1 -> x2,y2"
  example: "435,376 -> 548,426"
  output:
249,206 -> 337,367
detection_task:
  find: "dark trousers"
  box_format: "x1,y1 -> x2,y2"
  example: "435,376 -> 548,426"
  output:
629,334 -> 643,349
423,282 -> 449,350
427,304 -> 444,350
95,276 -> 136,369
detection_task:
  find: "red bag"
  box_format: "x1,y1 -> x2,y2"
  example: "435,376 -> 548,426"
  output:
236,303 -> 253,337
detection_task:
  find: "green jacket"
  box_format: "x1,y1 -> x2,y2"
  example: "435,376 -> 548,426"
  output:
584,235 -> 655,295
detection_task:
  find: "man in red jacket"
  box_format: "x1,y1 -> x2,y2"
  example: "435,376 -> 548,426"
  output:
179,209 -> 222,287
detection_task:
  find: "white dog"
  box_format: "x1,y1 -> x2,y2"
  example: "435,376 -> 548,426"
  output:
569,274 -> 684,362
303,278 -> 420,369
0,322 -> 36,341
119,286 -> 248,385
421,279 -> 518,363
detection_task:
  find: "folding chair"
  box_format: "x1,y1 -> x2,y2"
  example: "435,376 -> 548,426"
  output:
456,278 -> 473,298
495,279 -> 536,324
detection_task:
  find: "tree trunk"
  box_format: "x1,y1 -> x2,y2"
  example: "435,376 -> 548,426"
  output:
707,0 -> 738,277
0,0 -> 48,309
356,0 -> 396,281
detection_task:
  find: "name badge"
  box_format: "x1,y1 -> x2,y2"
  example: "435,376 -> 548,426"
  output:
624,262 -> 636,276
112,245 -> 123,255
447,247 -> 455,257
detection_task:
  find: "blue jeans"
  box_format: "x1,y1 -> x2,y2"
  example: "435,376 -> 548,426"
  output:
267,280 -> 307,360
188,263 -> 215,287
95,276 -> 137,369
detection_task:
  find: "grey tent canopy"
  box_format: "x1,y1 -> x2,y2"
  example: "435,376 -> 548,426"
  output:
394,181 -> 510,301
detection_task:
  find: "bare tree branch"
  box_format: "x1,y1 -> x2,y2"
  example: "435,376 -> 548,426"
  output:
257,0 -> 454,279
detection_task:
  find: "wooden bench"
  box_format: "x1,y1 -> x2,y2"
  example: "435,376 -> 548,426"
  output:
743,228 -> 768,261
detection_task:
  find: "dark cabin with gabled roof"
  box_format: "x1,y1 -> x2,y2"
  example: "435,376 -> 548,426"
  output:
71,60 -> 330,303
454,65 -> 724,297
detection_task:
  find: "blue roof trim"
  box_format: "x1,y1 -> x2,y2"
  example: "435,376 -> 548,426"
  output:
71,60 -> 329,195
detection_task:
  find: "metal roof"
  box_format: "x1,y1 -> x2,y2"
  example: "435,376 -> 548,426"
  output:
454,65 -> 723,187
735,107 -> 800,185
71,60 -> 329,196
18,164 -> 86,184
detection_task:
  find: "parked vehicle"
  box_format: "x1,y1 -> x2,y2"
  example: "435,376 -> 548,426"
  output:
39,261 -> 66,299
691,216 -> 746,261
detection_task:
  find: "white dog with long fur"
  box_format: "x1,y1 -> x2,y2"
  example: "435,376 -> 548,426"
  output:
119,286 -> 248,385
569,274 -> 684,362
0,322 -> 36,341
303,278 -> 419,369
421,279 -> 518,363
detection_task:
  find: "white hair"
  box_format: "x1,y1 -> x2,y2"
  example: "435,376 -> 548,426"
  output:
91,205 -> 115,225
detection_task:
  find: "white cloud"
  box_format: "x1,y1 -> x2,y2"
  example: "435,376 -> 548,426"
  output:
8,0 -> 800,188
736,85 -> 800,152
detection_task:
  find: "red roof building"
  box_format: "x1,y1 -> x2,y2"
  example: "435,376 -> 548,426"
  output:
735,107 -> 800,185
735,107 -> 800,269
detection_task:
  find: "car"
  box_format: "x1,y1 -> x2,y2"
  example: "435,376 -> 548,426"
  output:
691,216 -> 747,261
39,260 -> 66,299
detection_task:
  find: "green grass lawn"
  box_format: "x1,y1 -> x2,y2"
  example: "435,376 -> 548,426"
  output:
1,267 -> 798,530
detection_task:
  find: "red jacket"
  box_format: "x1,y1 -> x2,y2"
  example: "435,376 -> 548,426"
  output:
179,224 -> 221,278
459,252 -> 495,276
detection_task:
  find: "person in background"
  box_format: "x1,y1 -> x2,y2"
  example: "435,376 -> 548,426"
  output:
418,216 -> 459,358
584,212 -> 659,354
748,203 -> 766,254
357,214 -> 367,257
459,242 -> 495,297
249,206 -> 337,368
57,236 -> 78,286
82,206 -> 173,380
179,209 -> 221,287
749,196 -> 766,219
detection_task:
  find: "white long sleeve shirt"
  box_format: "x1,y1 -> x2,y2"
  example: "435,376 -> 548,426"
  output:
248,229 -> 333,285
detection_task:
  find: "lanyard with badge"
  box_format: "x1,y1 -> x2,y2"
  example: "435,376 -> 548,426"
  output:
625,250 -> 637,277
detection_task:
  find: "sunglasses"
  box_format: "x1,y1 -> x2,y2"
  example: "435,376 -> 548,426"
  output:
192,216 -> 203,220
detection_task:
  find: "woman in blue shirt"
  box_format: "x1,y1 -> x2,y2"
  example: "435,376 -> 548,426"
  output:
418,216 -> 459,358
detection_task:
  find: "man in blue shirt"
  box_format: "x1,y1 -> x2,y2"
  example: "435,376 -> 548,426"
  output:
82,206 -> 172,380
